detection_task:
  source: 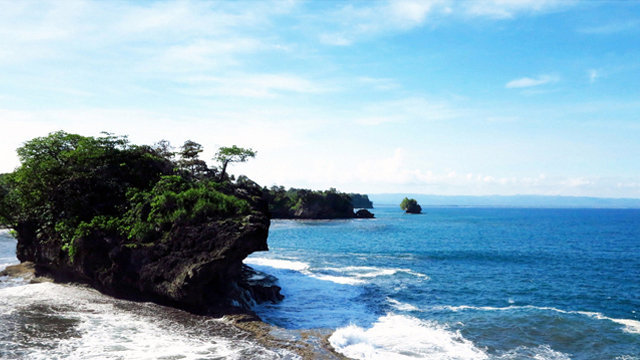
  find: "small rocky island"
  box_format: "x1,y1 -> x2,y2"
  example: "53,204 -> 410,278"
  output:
400,197 -> 422,214
0,131 -> 282,314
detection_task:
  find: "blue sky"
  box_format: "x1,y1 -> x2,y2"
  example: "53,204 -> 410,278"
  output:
1,0 -> 639,197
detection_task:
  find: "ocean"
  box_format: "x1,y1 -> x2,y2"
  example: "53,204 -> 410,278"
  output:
1,206 -> 639,359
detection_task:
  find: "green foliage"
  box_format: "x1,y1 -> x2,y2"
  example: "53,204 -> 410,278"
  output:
117,176 -> 251,242
215,145 -> 256,181
0,131 -> 256,262
400,197 -> 422,214
265,186 -> 354,219
178,140 -> 210,178
349,193 -> 373,208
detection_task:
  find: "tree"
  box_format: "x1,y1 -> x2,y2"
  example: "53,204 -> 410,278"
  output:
152,139 -> 174,160
214,145 -> 256,181
400,197 -> 422,214
178,140 -> 208,178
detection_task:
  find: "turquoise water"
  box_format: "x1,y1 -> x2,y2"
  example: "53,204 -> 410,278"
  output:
246,206 -> 640,359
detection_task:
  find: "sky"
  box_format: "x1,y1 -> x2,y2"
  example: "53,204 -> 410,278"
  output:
1,0 -> 639,197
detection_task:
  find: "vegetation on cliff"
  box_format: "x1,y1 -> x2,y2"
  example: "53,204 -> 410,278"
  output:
0,131 -> 278,313
264,186 -> 355,219
264,187 -> 375,219
349,193 -> 373,208
400,197 -> 422,214
0,131 -> 257,257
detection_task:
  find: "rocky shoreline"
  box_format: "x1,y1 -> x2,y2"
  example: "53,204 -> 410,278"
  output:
1,262 -> 349,360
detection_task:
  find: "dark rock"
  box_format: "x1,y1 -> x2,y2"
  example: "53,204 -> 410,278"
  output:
350,193 -> 373,209
15,184 -> 282,315
405,204 -> 422,214
354,209 -> 375,218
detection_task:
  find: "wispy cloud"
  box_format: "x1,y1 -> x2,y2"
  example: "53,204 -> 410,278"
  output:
179,73 -> 331,98
505,74 -> 559,88
315,0 -> 576,46
588,69 -> 599,83
578,20 -> 640,35
317,0 -> 440,45
461,0 -> 575,19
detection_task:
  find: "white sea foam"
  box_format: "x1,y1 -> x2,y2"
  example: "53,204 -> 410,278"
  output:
245,257 -> 364,285
318,265 -> 429,281
386,297 -> 419,312
0,282 -> 299,359
494,345 -> 571,360
430,304 -> 640,335
329,314 -> 488,360
244,257 -> 310,272
244,257 -> 430,287
311,274 -> 365,285
577,311 -> 640,334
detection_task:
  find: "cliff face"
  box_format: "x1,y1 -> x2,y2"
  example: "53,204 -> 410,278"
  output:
350,194 -> 374,209
16,184 -> 281,314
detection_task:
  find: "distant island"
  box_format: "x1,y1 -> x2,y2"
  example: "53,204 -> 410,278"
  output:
400,197 -> 422,214
264,186 -> 374,219
349,193 -> 373,208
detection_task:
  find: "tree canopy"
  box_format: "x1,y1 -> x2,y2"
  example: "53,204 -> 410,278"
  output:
0,131 -> 257,261
400,197 -> 422,214
214,145 -> 256,181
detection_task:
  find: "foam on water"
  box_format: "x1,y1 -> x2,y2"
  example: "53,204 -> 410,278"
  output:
329,314 -> 488,360
245,257 -> 362,285
319,265 -> 429,280
244,258 -> 310,272
0,282 -> 299,359
493,345 -> 571,360
386,298 -> 419,312
428,304 -> 640,335
245,257 -> 429,286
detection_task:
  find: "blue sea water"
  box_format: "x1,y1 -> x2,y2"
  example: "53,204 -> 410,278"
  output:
245,206 -> 640,359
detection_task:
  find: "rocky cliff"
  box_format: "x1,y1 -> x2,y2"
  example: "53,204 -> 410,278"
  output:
15,179 -> 282,314
1,132 -> 282,315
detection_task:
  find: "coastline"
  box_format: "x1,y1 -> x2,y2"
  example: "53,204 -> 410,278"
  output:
0,261 -> 349,359
228,313 -> 350,360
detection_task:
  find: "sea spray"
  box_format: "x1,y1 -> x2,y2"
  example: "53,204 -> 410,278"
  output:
328,314 -> 488,360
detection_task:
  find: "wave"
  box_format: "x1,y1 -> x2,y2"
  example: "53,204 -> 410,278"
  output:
244,257 -> 363,285
243,258 -> 310,272
0,282 -> 298,359
386,298 -> 419,312
493,345 -> 571,360
329,314 -> 488,360
319,265 -> 429,280
244,257 -> 430,286
429,304 -> 640,335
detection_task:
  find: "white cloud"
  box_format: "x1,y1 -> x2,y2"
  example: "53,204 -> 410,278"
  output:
462,0 -> 573,19
505,74 -> 559,88
150,38 -> 266,72
179,73 -> 331,98
315,0 -> 575,46
0,0 -> 292,65
318,0 -> 439,45
588,69 -> 599,83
